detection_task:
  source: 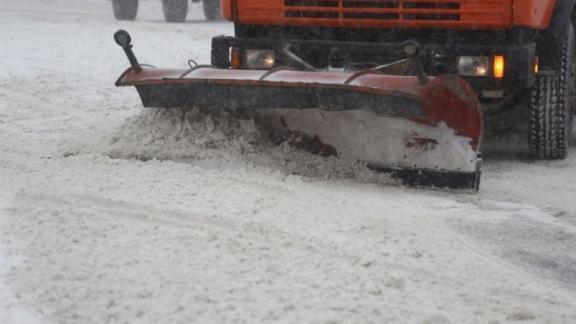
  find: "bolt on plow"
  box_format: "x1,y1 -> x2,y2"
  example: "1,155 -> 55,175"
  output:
114,30 -> 483,191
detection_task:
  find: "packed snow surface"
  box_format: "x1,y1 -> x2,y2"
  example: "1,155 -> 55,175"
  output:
1,0 -> 576,323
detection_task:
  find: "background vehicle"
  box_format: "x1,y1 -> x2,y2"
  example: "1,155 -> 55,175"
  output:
112,0 -> 221,22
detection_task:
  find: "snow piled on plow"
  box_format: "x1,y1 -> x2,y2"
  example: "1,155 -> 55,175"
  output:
259,109 -> 478,173
82,108 -> 397,185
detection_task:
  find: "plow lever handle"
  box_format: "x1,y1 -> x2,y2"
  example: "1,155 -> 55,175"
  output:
114,30 -> 142,73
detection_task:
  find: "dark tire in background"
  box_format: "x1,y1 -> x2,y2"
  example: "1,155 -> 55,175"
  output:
528,24 -> 575,159
112,0 -> 139,21
162,0 -> 188,22
203,0 -> 221,20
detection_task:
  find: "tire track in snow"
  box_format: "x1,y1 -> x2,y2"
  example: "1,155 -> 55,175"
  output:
1,192 -> 440,322
0,192 -> 41,324
7,190 -> 576,323
448,199 -> 576,291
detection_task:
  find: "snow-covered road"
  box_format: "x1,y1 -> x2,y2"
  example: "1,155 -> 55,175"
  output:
1,1 -> 576,323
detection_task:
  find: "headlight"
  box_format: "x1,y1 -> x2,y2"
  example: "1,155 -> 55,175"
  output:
457,56 -> 489,77
243,49 -> 276,69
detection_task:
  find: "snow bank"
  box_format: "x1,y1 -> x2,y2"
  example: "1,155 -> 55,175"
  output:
74,107 -> 397,185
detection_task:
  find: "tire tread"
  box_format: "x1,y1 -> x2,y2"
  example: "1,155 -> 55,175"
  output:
528,25 -> 573,160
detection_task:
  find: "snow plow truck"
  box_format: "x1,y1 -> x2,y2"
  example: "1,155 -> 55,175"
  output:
114,0 -> 576,191
112,0 -> 221,22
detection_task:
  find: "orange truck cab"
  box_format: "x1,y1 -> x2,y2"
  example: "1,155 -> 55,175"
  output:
211,0 -> 575,159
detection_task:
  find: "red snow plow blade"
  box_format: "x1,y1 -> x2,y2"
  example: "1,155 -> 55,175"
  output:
114,33 -> 483,190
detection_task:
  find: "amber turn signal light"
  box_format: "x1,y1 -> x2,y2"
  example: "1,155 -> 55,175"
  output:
230,47 -> 242,69
493,55 -> 505,79
532,56 -> 539,74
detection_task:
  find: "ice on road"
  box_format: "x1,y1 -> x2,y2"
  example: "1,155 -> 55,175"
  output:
1,0 -> 576,323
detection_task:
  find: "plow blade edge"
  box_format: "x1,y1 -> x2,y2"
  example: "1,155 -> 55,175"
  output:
117,67 -> 483,190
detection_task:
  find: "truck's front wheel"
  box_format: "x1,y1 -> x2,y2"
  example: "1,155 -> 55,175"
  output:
203,0 -> 221,20
162,0 -> 188,22
112,0 -> 138,21
528,24 -> 575,159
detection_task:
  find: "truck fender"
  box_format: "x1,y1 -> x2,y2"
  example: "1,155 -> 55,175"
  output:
537,0 -> 576,72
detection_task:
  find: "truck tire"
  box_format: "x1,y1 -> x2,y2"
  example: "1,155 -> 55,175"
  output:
203,0 -> 221,20
529,24 -> 575,159
162,0 -> 188,22
112,0 -> 138,21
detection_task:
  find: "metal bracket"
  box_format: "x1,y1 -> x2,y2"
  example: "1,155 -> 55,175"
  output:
402,41 -> 429,85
